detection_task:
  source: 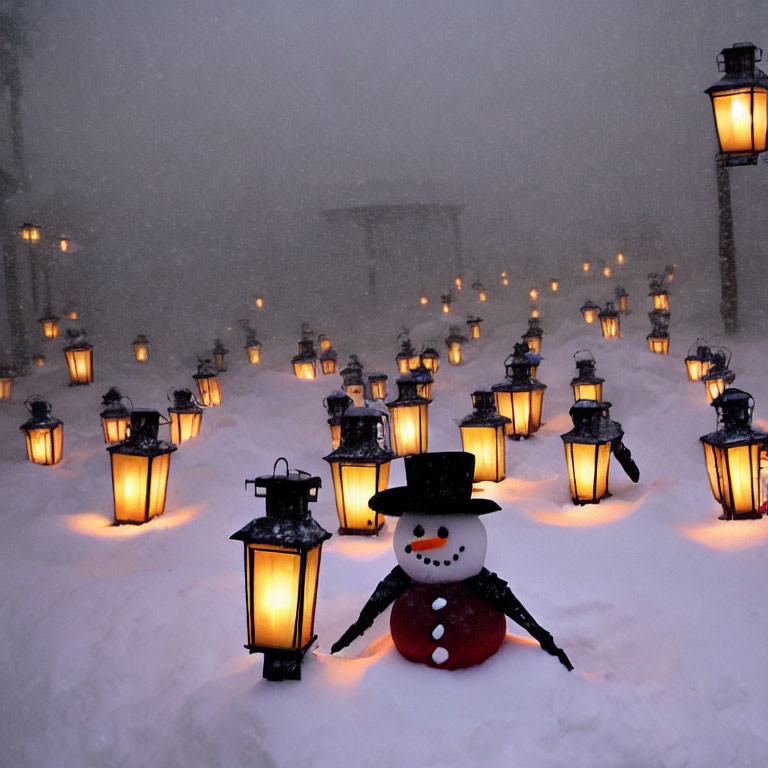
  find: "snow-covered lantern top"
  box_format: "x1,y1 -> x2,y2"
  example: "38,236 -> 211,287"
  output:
230,458 -> 331,681
132,334 -> 150,363
702,348 -> 736,404
700,388 -> 768,520
340,355 -> 365,405
580,300 -> 600,324
100,387 -> 132,444
570,350 -> 604,403
458,390 -> 510,483
598,302 -> 620,339
20,396 -> 63,466
685,339 -> 713,382
705,42 -> 768,164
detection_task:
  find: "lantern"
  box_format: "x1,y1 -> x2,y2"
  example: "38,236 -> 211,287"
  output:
615,285 -> 629,315
467,316 -> 482,340
132,334 -> 150,362
522,317 -> 543,355
395,333 -> 420,374
445,326 -> 467,366
472,281 -> 488,303
32,354 -> 46,367
39,316 -> 59,339
598,302 -> 620,339
419,294 -> 429,305
193,358 -> 222,406
0,372 -> 13,400
685,339 -> 713,382
67,309 -> 79,320
603,265 -> 612,279
705,42 -> 768,164
230,459 -> 331,680
665,264 -> 676,282
455,276 -> 463,291
529,287 -> 539,302
531,307 -> 540,319
502,276 -> 510,286
703,349 -> 735,404
582,260 -> 591,273
551,278 -> 559,292
63,330 -> 94,386
617,252 -> 625,264
324,390 -> 353,449
168,388 -> 203,443
291,327 -> 317,380
340,355 -> 365,405
255,296 -> 264,309
315,334 -> 331,352
387,376 -> 431,456
20,396 -> 63,466
700,388 -> 767,519
441,293 -> 452,314
363,372 -> 385,401
411,364 -> 434,400
459,391 -> 510,483
324,407 -> 396,535
19,223 -> 41,242
108,410 -> 176,525
246,339 -> 262,365
212,339 -> 229,372
421,345 -> 440,374
491,343 -> 546,439
571,351 -> 604,402
59,236 -> 70,252
100,387 -> 132,444
647,311 -> 670,354
648,273 -> 669,311
320,347 -> 338,375
580,300 -> 600,324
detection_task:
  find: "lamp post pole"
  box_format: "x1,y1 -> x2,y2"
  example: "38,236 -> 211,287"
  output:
715,158 -> 738,334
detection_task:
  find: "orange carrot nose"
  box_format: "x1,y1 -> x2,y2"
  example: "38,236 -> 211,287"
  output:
410,536 -> 447,552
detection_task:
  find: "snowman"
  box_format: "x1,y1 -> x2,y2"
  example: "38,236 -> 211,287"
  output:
331,452 -> 573,671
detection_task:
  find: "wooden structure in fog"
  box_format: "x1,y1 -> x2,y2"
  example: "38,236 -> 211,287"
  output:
322,203 -> 464,300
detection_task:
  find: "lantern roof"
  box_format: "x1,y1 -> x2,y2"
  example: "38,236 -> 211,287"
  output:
168,388 -> 202,414
580,300 -> 600,313
410,364 -> 433,385
571,351 -> 603,385
368,371 -> 388,382
387,375 -> 432,407
20,396 -> 61,430
194,358 -> 218,378
320,347 -> 338,362
292,338 -> 317,362
323,406 -> 395,463
100,387 -> 131,419
212,339 -> 229,355
230,514 -> 331,550
523,317 -> 543,338
459,390 -> 510,429
705,42 -> 768,94
701,387 -> 768,447
494,344 -> 545,391
445,325 -> 467,345
63,328 -> 92,350
703,348 -> 733,380
132,334 -> 149,345
598,302 -> 619,319
560,399 -> 623,444
107,409 -> 176,457
421,345 -> 440,360
614,285 -> 628,298
39,314 -> 60,323
466,315 -> 483,325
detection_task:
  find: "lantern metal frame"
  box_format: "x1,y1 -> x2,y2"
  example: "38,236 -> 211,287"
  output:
647,310 -> 670,354
367,372 -> 388,401
551,277 -> 560,292
167,388 -> 204,443
63,330 -> 94,386
319,347 -> 338,375
212,339 -> 229,372
193,358 -> 222,406
598,302 -> 620,339
420,345 -> 440,374
570,350 -> 604,403
40,315 -> 60,339
684,339 -> 713,382
20,395 -> 63,466
291,328 -> 318,380
395,332 -> 420,374
458,390 -> 510,483
386,376 -> 431,456
702,348 -> 735,404
100,387 -> 133,444
491,343 -> 546,440
580,300 -> 601,324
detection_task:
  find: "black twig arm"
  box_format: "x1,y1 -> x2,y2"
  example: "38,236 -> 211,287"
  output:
330,566 -> 413,654
467,568 -> 574,671
611,439 -> 640,483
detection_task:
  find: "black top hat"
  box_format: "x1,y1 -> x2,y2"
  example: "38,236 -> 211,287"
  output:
369,452 -> 501,516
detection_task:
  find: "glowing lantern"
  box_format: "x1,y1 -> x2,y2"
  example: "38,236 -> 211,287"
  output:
648,273 -> 669,311
20,223 -> 41,242
340,355 -> 365,405
314,334 -> 330,352
522,317 -> 543,355
132,334 -> 150,362
551,278 -> 559,292
0,372 -> 13,400
387,376 -> 431,456
193,359 -> 222,407
63,330 -> 94,386
601,264 -> 611,279
529,287 -> 539,302
703,349 -> 735,404
700,388 -> 767,519
502,276 -> 510,286
705,42 -> 768,164
685,339 -> 713,382
420,294 -> 429,305
582,260 -> 591,273
459,391 -> 510,483
324,407 -> 396,535
230,459 -> 331,681
466,316 -> 482,340
108,409 -> 176,525
445,326 -> 467,366
473,281 -> 488,302
531,307 -> 540,319
324,390 -> 353,449
40,316 -> 60,339
491,343 -> 546,439
212,339 -> 229,372
168,388 -> 203,443
580,300 -> 600,324
598,302 -> 620,339
100,387 -> 132,444
617,252 -> 625,264
320,347 -> 338,375
441,293 -> 452,314
291,327 -> 317,380
255,296 -> 264,309
59,237 -> 70,252
246,339 -> 262,365
368,373 -> 388,401
560,400 -> 639,504
571,351 -> 604,402
67,309 -> 79,321
421,346 -> 440,374
20,396 -> 63,466
411,364 -> 434,400
32,354 -> 46,367
615,285 -> 629,315
665,264 -> 676,282
455,276 -> 463,291
395,333 -> 420,374
647,311 -> 670,354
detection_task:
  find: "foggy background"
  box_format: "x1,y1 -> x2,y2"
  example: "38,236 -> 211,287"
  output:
2,0 -> 767,357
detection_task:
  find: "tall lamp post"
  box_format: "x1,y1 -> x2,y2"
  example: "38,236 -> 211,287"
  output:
705,42 -> 768,334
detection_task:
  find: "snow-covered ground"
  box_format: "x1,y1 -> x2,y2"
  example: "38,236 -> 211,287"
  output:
3,278 -> 768,768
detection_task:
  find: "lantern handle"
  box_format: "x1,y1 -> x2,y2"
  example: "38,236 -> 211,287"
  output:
573,349 -> 595,363
24,394 -> 48,413
121,394 -> 134,410
272,457 -> 290,477
687,338 -> 710,356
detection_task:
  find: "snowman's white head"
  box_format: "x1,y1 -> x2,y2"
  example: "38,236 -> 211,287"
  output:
394,512 -> 487,583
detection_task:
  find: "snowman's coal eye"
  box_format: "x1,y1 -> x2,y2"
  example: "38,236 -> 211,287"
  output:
413,525 -> 425,537
437,526 -> 449,539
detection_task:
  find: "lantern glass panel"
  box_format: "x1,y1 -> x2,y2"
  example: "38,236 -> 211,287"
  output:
706,377 -> 727,404
600,316 -> 620,338
703,442 -> 723,502
422,357 -> 439,374
721,444 -> 761,513
330,461 -> 389,533
648,337 -> 669,354
390,403 -> 428,456
407,354 -> 421,371
65,347 -> 93,385
525,337 -> 541,355
196,376 -> 222,406
396,357 -> 410,374
712,88 -> 768,153
652,293 -> 669,311
0,378 -> 13,399
248,346 -> 262,364
102,415 -> 130,444
370,379 -> 387,400
572,381 -> 603,402
330,422 -> 341,449
448,342 -> 462,366
42,319 -> 59,339
470,323 -> 481,340
111,451 -> 171,524
134,343 -> 149,362
293,361 -> 316,380
619,295 -> 629,313
321,357 -> 338,375
25,423 -> 63,465
460,424 -> 505,482
583,308 -> 599,324
564,441 -> 611,503
169,411 -> 202,443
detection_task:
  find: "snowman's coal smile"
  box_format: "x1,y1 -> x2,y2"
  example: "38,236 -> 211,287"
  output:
404,532 -> 466,568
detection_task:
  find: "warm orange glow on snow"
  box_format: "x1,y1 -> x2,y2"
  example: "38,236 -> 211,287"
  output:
679,519 -> 768,551
66,505 -> 203,538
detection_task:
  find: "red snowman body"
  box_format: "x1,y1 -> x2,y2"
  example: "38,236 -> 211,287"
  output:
390,580 -> 506,669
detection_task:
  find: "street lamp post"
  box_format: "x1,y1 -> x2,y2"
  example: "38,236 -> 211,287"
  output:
706,42 -> 768,334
